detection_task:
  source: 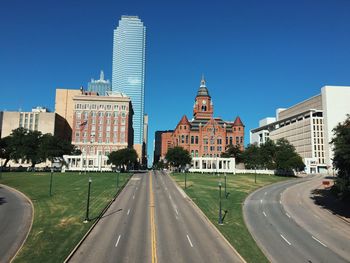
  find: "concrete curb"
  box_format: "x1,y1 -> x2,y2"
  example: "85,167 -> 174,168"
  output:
168,173 -> 247,263
63,173 -> 133,263
0,184 -> 34,263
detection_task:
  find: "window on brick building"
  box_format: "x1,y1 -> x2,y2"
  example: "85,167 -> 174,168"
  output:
191,150 -> 194,157
226,136 -> 228,145
204,146 -> 208,152
217,138 -> 222,145
195,150 -> 199,157
210,146 -> 215,152
191,136 -> 194,144
229,137 -> 233,145
236,137 -> 239,144
186,135 -> 188,144
203,138 -> 208,145
181,135 -> 185,144
240,137 -> 243,144
195,136 -> 199,144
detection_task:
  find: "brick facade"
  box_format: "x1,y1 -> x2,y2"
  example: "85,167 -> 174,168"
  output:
161,77 -> 244,159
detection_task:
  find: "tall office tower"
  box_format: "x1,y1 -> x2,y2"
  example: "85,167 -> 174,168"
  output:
88,70 -> 111,96
112,15 -> 146,161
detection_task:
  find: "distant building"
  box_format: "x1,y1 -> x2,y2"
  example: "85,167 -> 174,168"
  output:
112,15 -> 146,162
250,86 -> 350,173
71,91 -> 133,156
88,70 -> 111,96
153,130 -> 173,165
55,88 -> 82,141
0,107 -> 63,139
160,77 -> 245,160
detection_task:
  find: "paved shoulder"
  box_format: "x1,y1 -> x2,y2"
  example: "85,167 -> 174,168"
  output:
0,184 -> 33,263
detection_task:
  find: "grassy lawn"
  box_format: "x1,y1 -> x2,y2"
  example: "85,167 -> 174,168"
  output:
172,172 -> 293,263
0,171 -> 130,263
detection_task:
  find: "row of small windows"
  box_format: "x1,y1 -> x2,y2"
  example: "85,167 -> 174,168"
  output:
75,104 -> 127,111
76,111 -> 126,119
177,135 -> 243,145
19,113 -> 39,131
76,118 -> 126,127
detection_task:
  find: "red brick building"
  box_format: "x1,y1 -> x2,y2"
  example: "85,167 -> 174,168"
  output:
71,91 -> 133,156
161,77 -> 244,159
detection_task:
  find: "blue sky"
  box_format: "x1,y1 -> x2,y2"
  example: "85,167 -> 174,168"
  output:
1,0 -> 350,164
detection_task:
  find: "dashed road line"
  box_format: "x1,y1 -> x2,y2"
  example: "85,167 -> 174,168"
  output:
263,211 -> 267,217
186,234 -> 194,247
312,236 -> 327,247
127,209 -> 130,215
280,234 -> 291,245
115,235 -> 121,247
260,199 -> 263,204
286,213 -> 291,218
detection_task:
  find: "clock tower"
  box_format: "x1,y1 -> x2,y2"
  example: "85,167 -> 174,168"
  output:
193,76 -> 214,119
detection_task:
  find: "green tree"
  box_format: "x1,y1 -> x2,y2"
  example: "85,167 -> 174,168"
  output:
165,146 -> 192,171
7,127 -> 28,162
275,138 -> 305,172
221,144 -> 243,163
260,139 -> 277,169
108,148 -> 138,171
39,134 -> 76,163
242,144 -> 262,169
23,130 -> 43,168
0,136 -> 11,167
331,115 -> 350,199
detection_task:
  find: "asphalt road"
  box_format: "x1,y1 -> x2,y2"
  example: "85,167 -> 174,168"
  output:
282,174 -> 350,261
70,171 -> 243,263
0,184 -> 33,263
244,175 -> 349,263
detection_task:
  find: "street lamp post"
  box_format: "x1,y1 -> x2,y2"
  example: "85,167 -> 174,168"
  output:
224,173 -> 227,198
84,177 -> 92,223
49,167 -> 53,196
218,181 -> 223,225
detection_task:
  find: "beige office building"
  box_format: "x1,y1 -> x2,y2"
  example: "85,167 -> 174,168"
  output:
55,88 -> 82,140
0,107 -> 59,138
250,86 -> 350,173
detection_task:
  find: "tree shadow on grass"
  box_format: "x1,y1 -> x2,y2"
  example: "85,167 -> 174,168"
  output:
311,188 -> 350,220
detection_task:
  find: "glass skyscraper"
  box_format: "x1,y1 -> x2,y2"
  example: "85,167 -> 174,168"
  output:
88,70 -> 111,96
112,16 -> 146,147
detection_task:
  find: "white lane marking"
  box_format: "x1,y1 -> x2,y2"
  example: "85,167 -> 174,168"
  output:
115,235 -> 121,247
286,213 -> 291,218
175,207 -> 179,215
264,192 -> 267,195
133,194 -> 135,199
260,199 -> 263,204
312,236 -> 327,247
186,234 -> 194,247
313,214 -> 320,219
169,194 -> 172,200
280,234 -> 291,245
127,209 -> 130,215
263,211 -> 267,217
279,200 -> 282,204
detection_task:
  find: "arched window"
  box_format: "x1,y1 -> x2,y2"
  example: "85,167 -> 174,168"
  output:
201,105 -> 207,111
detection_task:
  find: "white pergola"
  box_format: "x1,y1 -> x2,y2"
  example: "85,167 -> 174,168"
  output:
189,157 -> 235,174
62,154 -> 112,172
